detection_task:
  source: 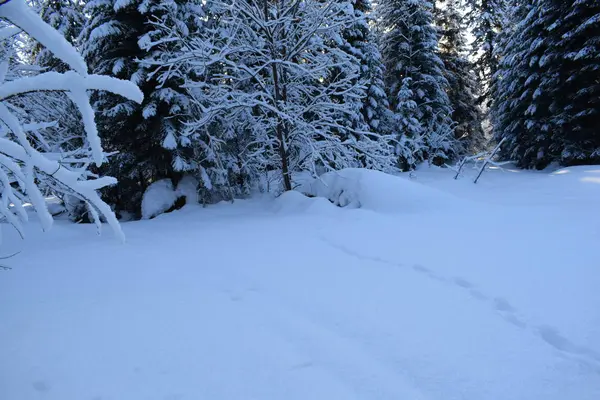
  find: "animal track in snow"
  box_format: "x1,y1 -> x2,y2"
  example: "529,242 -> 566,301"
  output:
468,289 -> 488,301
32,380 -> 50,393
493,297 -> 515,312
453,277 -> 473,288
321,237 -> 600,372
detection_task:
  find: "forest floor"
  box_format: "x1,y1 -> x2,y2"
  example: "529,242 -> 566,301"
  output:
1,164 -> 600,400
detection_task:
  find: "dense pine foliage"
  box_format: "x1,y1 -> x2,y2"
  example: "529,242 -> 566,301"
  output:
1,0 -> 599,220
493,0 -> 600,168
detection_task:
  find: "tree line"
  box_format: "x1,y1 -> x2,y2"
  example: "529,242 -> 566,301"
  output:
7,0 -> 600,219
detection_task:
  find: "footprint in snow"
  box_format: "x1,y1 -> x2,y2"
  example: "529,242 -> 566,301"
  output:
501,313 -> 527,329
412,264 -> 430,273
538,325 -> 600,362
32,380 -> 50,393
468,289 -> 488,301
453,277 -> 474,288
493,297 -> 515,312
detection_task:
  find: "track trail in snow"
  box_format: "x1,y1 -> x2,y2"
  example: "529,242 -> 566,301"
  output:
221,282 -> 431,400
320,236 -> 600,374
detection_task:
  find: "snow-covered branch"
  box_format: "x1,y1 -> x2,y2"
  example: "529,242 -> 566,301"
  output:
0,0 -> 143,243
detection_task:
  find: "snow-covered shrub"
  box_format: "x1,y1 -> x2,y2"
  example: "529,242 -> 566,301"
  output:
0,0 -> 142,241
141,179 -> 179,220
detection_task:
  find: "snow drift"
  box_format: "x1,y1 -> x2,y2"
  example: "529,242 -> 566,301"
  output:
302,168 -> 462,213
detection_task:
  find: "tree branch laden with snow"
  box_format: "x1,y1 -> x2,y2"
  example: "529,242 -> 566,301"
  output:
0,0 -> 143,242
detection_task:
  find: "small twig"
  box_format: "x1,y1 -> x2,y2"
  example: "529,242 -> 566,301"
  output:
0,250 -> 20,270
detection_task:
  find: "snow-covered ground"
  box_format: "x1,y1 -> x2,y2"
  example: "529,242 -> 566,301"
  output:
1,165 -> 600,400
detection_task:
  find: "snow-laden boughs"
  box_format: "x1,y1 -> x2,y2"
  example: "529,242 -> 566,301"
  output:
379,0 -> 456,168
0,0 -> 142,241
80,0 -> 201,217
464,0 -> 507,107
492,0 -> 600,168
34,0 -> 86,73
437,0 -> 486,154
334,0 -> 395,170
146,0 -> 395,193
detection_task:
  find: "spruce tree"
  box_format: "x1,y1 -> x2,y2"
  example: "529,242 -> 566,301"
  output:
492,0 -> 551,168
343,0 -> 390,135
550,0 -> 600,165
465,0 -> 507,107
35,0 -> 85,72
379,0 -> 456,168
437,0 -> 486,154
80,0 -> 198,217
336,0 -> 394,170
492,0 -> 600,168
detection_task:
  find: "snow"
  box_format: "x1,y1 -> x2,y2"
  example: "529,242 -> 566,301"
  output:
0,71 -> 143,104
302,168 -> 462,213
0,1 -> 144,243
141,179 -> 179,220
175,175 -> 199,204
1,166 -> 600,400
0,0 -> 88,75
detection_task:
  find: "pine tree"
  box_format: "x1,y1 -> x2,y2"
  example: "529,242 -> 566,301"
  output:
35,0 -> 86,72
80,0 -> 199,217
335,0 -> 395,170
394,77 -> 426,171
465,0 -> 507,107
379,0 -> 456,168
492,0 -> 552,168
492,0 -> 600,168
550,0 -> 600,165
437,0 -> 486,154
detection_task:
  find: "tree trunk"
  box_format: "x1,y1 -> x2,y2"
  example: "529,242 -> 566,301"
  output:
267,0 -> 292,191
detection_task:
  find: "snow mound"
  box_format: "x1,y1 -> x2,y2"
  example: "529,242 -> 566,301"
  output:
550,166 -> 600,183
46,198 -> 66,216
302,168 -> 461,213
176,175 -> 199,204
141,179 -> 179,220
271,190 -> 337,215
546,166 -> 600,201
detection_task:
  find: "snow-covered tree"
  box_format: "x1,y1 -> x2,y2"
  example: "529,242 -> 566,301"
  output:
80,0 -> 200,217
148,0 -> 394,192
338,0 -> 393,165
437,0 -> 486,154
393,77 -> 426,170
0,0 -> 142,240
464,0 -> 507,107
492,0 -> 600,168
34,0 -> 86,72
548,0 -> 600,165
379,0 -> 456,168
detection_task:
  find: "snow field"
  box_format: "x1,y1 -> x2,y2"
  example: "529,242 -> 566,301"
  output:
1,166 -> 599,400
